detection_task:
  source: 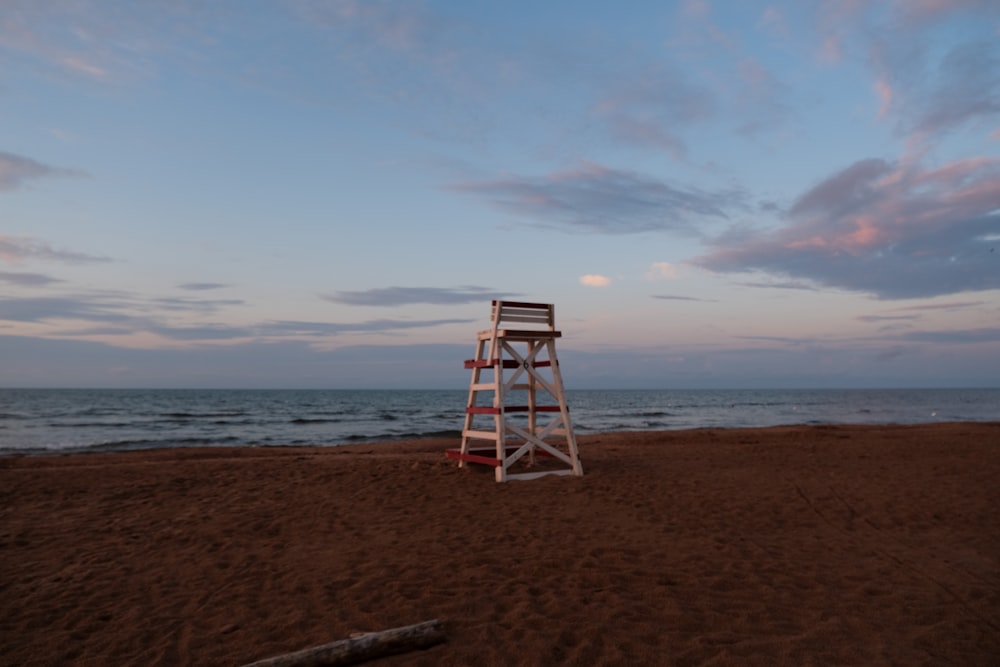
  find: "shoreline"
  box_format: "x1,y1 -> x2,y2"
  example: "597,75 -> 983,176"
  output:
4,418 -> 999,460
3,422 -> 999,665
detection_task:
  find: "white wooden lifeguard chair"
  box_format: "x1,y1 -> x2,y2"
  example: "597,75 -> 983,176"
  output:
446,300 -> 583,482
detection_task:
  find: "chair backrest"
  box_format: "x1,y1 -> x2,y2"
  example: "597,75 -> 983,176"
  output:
491,300 -> 555,331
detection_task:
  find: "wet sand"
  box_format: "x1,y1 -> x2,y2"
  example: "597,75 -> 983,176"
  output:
2,422 -> 998,666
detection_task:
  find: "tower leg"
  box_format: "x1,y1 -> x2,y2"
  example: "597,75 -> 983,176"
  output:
547,339 -> 583,476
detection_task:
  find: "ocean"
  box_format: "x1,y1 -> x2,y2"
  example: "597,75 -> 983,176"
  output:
0,387 -> 997,456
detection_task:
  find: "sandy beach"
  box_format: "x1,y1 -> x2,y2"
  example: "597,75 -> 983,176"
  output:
2,422 -> 998,666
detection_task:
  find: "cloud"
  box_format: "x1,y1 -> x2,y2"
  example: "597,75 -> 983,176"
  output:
734,334 -> 815,345
890,300 -> 985,312
0,291 -> 474,343
871,36 -> 1000,138
812,0 -> 999,147
177,282 -> 229,291
151,297 -> 245,313
645,262 -> 677,280
856,314 -> 921,323
0,152 -> 87,191
0,336 -> 474,389
451,162 -> 745,234
59,317 -> 473,343
592,66 -> 715,160
292,0 -> 439,54
730,57 -> 792,137
0,235 -> 111,265
0,271 -> 63,287
323,286 -> 517,307
579,274 -> 611,287
914,39 -> 1000,136
735,281 -> 819,291
255,318 -> 473,338
695,156 -> 1000,298
146,324 -> 256,341
896,327 -> 1000,344
651,294 -> 715,302
0,295 -> 135,324
0,291 -> 244,331
0,1 -> 235,85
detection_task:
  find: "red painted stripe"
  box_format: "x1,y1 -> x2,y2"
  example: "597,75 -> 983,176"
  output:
466,406 -> 500,414
464,359 -> 499,368
446,450 -> 501,466
464,359 -> 553,369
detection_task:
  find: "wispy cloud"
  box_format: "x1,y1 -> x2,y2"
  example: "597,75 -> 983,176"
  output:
0,295 -> 136,324
873,35 -> 1000,138
0,291 -> 473,344
0,235 -> 111,265
177,282 -> 229,291
151,297 -> 246,313
322,286 -> 516,307
889,300 -> 985,312
0,152 -> 87,191
0,271 -> 63,287
0,289 -> 246,336
735,334 -> 816,345
735,281 -> 819,291
0,0 -> 226,84
255,318 -> 473,338
896,327 -> 1000,344
593,66 -> 715,160
696,156 -> 1000,298
451,162 -> 745,234
651,294 -> 716,302
645,262 -> 677,280
817,0 -> 1000,141
292,0 -> 442,54
855,314 -> 921,323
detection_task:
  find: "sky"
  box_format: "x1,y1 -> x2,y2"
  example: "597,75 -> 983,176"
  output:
1,0 -> 999,389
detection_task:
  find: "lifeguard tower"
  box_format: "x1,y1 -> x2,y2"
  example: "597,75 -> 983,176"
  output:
447,300 -> 583,482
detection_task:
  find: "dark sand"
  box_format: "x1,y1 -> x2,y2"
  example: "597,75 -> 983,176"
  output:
2,423 -> 999,666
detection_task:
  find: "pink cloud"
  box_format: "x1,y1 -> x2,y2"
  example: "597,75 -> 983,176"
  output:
695,155 -> 1000,298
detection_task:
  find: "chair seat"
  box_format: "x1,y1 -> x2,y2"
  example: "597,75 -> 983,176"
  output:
477,328 -> 562,340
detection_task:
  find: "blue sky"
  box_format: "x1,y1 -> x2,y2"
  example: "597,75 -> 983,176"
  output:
2,0 -> 998,389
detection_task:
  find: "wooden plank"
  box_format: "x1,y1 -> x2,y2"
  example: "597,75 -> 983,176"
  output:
446,450 -> 501,466
468,405 -> 561,414
466,406 -> 500,415
493,300 -> 551,310
496,329 -> 561,339
506,469 -> 575,481
461,429 -> 499,441
241,620 -> 445,667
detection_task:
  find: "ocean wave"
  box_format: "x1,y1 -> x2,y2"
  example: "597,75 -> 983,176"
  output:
159,411 -> 249,419
48,421 -> 135,428
0,435 -> 244,456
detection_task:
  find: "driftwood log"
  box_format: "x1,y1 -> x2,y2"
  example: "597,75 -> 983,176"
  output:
241,619 -> 445,667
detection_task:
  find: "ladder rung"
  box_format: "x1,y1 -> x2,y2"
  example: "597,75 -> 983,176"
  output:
465,359 -> 553,369
462,429 -> 499,440
465,359 -> 499,368
466,405 -> 562,414
466,406 -> 500,414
